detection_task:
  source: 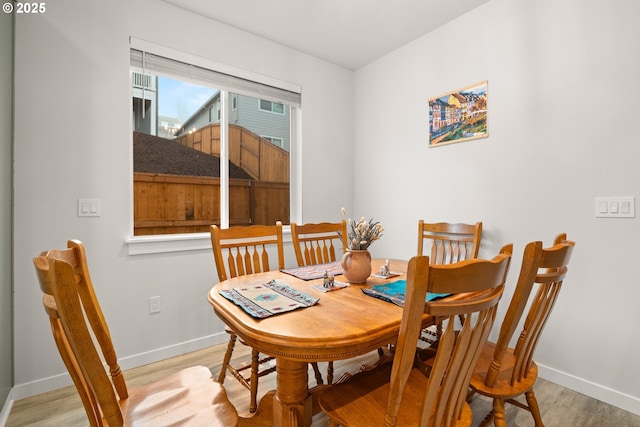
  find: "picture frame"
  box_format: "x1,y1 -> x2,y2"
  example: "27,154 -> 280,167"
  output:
428,80 -> 488,147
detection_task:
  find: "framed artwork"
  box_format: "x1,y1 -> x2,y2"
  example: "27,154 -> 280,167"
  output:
428,80 -> 488,147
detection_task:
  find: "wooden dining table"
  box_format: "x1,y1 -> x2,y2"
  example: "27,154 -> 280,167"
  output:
208,258 -> 435,427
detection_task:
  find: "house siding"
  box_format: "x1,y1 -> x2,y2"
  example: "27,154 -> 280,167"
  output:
235,95 -> 290,151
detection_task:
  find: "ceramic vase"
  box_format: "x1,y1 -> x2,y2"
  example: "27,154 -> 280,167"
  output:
340,249 -> 372,284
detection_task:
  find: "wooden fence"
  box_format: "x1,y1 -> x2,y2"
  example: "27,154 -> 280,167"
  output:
135,123 -> 290,235
175,123 -> 289,182
133,173 -> 289,235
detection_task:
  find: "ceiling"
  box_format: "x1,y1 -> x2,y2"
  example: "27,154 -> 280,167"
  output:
162,0 -> 490,70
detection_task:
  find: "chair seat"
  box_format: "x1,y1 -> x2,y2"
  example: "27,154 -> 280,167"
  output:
124,365 -> 238,426
318,364 -> 472,427
470,341 -> 539,399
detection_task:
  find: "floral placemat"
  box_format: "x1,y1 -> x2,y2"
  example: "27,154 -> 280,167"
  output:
361,280 -> 450,307
281,261 -> 344,280
219,280 -> 319,319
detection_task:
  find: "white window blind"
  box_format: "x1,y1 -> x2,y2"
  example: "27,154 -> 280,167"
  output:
130,48 -> 301,107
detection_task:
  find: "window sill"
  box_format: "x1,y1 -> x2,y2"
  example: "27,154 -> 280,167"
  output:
126,233 -> 212,255
125,227 -> 293,255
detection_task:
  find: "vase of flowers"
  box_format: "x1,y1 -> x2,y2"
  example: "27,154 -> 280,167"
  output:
339,210 -> 384,284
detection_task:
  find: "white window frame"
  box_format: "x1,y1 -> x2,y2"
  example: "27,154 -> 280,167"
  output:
126,38 -> 302,255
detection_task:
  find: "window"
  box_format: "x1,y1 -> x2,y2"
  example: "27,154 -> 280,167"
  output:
262,136 -> 284,148
130,41 -> 301,239
259,99 -> 285,114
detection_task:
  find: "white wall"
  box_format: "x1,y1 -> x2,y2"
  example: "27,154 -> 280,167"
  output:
355,0 -> 640,415
12,0 -> 352,398
13,0 -> 640,417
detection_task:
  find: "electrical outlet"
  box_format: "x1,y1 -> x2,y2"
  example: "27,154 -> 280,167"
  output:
149,296 -> 161,314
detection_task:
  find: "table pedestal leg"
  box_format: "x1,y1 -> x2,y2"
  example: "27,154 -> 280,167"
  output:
273,359 -> 312,427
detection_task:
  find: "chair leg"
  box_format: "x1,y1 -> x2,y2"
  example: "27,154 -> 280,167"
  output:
217,332 -> 238,383
479,410 -> 495,427
327,361 -> 334,385
492,398 -> 507,427
525,389 -> 545,427
311,362 -> 324,386
249,349 -> 260,413
466,388 -> 477,402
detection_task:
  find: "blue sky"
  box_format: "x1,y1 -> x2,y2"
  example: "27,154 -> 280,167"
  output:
158,76 -> 218,123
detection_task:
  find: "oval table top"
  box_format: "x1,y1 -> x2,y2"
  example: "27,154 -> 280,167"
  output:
208,258 -> 435,362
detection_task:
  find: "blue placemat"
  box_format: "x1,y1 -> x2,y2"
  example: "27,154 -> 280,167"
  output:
219,280 -> 319,319
361,279 -> 450,307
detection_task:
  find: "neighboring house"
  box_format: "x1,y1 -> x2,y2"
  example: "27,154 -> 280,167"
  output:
131,72 -> 158,135
131,74 -> 290,151
158,115 -> 181,139
179,92 -> 291,152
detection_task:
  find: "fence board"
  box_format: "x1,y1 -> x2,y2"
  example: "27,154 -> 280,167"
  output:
251,181 -> 290,226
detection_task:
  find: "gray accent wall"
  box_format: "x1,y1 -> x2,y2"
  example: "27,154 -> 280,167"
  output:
0,7 -> 14,411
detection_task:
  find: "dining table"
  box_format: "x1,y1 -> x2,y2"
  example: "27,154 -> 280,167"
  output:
208,258 -> 436,427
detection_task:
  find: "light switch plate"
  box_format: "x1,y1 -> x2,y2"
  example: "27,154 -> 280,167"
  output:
78,198 -> 101,217
595,196 -> 635,218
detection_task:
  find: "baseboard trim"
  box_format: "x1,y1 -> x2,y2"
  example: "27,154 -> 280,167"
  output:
0,390 -> 13,427
11,336 -> 640,418
11,332 -> 227,401
538,363 -> 640,416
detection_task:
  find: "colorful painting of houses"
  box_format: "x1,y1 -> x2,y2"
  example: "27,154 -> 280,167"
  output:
429,81 -> 488,147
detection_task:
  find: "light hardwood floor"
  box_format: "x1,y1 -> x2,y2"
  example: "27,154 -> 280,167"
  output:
7,343 -> 639,426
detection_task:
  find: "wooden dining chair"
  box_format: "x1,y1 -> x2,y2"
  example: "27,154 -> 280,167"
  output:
290,220 -> 347,384
212,222 -> 327,407
33,240 -> 238,427
290,220 -> 348,267
468,234 -> 575,427
318,247 -> 512,427
210,221 -> 284,413
417,220 -> 483,344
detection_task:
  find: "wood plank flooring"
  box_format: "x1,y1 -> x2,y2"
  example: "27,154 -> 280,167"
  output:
7,343 -> 639,426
